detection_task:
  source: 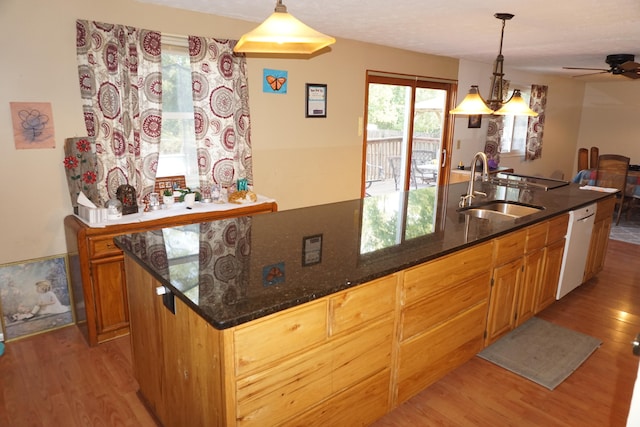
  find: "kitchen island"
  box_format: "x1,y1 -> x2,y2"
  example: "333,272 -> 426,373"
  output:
116,180 -> 615,426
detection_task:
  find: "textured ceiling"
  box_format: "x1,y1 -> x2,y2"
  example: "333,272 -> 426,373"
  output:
136,0 -> 640,81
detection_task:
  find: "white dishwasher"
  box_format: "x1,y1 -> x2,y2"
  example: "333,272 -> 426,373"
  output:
556,203 -> 596,300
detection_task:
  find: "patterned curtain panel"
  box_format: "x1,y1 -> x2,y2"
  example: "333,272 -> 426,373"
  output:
198,218 -> 252,309
524,84 -> 548,161
76,20 -> 162,206
188,37 -> 253,191
483,80 -> 510,167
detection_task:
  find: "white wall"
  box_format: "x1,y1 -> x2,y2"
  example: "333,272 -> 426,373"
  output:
577,81 -> 640,165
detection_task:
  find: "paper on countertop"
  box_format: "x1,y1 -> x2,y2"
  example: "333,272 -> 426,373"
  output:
77,191 -> 97,208
579,185 -> 619,193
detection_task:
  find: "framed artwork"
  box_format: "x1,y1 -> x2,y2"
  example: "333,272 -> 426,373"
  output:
0,254 -> 74,341
468,114 -> 482,128
305,84 -> 327,118
302,234 -> 323,266
10,101 -> 56,149
263,68 -> 288,94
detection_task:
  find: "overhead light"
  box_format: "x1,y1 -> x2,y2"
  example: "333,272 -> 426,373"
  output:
233,0 -> 336,54
450,13 -> 538,117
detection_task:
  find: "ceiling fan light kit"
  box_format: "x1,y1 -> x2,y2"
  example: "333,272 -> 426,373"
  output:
451,13 -> 538,117
233,0 -> 336,54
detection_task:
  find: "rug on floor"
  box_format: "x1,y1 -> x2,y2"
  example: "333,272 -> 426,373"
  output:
477,317 -> 602,390
610,208 -> 640,245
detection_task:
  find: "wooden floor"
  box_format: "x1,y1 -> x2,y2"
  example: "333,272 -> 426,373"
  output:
0,239 -> 638,426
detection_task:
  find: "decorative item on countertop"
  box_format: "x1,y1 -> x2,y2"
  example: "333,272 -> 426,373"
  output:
148,192 -> 160,211
211,183 -> 222,202
105,198 -> 123,220
162,189 -> 175,206
116,184 -> 138,215
237,178 -> 248,191
62,137 -> 100,214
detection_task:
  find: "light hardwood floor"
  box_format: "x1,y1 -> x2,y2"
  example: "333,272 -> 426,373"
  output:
1,239 -> 638,426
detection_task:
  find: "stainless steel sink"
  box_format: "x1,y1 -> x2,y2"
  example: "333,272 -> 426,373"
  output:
459,201 -> 544,220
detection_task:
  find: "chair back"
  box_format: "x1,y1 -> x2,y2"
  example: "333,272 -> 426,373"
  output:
596,154 -> 630,193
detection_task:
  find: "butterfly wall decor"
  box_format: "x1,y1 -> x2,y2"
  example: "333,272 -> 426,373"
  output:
263,68 -> 288,94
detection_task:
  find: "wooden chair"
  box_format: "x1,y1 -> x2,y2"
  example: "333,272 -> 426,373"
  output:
596,154 -> 630,225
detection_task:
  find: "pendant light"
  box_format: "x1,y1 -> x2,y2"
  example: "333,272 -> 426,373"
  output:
450,13 -> 538,117
233,0 -> 336,54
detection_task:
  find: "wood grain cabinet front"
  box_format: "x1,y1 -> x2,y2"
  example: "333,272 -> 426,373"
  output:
584,196 -> 616,282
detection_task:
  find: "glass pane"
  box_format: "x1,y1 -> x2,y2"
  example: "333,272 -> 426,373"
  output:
411,88 -> 445,188
158,47 -> 199,188
365,83 -> 413,195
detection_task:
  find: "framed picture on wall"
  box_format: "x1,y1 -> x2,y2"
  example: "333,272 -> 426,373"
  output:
0,254 -> 74,341
305,84 -> 327,118
468,114 -> 482,128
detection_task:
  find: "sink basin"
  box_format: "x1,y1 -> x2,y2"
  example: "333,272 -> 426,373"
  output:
459,201 -> 544,220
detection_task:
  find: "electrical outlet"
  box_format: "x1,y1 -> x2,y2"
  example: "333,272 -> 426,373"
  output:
0,332 -> 4,342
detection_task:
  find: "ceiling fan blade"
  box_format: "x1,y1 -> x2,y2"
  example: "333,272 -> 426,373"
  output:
619,61 -> 640,71
569,70 -> 609,78
563,66 -> 609,71
621,70 -> 640,79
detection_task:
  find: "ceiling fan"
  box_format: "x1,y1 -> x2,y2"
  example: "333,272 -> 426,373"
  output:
563,54 -> 640,79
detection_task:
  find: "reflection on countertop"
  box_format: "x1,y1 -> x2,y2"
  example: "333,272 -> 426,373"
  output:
115,180 -> 612,330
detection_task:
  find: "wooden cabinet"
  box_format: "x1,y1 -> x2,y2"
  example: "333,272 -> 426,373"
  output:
535,214 -> 569,313
126,258 -> 398,427
397,242 -> 492,404
584,196 -> 616,281
485,213 -> 569,345
485,231 -> 525,345
64,201 -> 277,346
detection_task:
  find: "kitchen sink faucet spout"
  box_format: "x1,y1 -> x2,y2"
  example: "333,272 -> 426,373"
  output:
460,152 -> 489,207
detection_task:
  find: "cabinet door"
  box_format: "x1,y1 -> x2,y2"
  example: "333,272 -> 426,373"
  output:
518,248 -> 544,327
536,238 -> 565,313
90,255 -> 129,340
486,257 -> 522,346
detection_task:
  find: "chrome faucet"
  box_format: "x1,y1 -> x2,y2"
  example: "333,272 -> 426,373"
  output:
459,151 -> 489,207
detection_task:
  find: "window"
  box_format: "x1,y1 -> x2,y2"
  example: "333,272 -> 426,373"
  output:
499,87 -> 531,156
157,36 -> 199,188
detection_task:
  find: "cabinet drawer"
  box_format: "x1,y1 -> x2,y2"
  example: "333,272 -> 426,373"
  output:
403,241 -> 492,303
525,222 -> 548,253
88,235 -> 122,258
401,272 -> 490,341
494,230 -> 526,265
330,274 -> 397,336
547,214 -> 569,243
234,300 -> 328,376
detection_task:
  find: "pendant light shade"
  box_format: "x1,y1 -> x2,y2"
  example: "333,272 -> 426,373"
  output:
493,90 -> 538,116
449,85 -> 494,115
450,13 -> 538,117
233,1 -> 336,54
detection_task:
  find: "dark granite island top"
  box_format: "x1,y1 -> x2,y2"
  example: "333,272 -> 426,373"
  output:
115,180 -> 613,330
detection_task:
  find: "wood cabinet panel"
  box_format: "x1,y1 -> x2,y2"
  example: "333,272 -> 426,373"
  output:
547,213 -> 569,243
234,301 -> 328,377
330,274 -> 397,336
90,255 -> 129,338
403,242 -> 492,302
486,257 -> 522,345
585,196 -> 615,281
518,248 -> 544,327
401,273 -> 489,341
88,235 -> 121,258
526,222 -> 548,253
493,230 -> 526,265
536,238 -> 565,313
397,303 -> 487,403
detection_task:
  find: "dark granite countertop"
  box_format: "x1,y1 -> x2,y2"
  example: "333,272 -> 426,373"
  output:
115,180 -> 613,330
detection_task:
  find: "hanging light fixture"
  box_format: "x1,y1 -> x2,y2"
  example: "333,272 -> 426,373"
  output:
450,13 -> 538,117
233,0 -> 336,54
